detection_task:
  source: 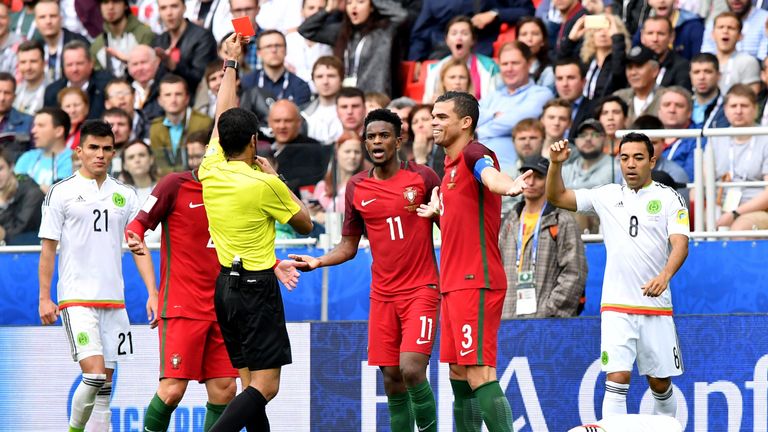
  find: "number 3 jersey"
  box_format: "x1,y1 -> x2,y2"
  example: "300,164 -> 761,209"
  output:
343,162 -> 441,300
575,182 -> 690,315
38,173 -> 140,309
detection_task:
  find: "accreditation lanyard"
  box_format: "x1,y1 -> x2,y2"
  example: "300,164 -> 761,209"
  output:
344,36 -> 366,78
729,137 -> 755,180
258,70 -> 291,101
515,206 -> 546,273
704,95 -> 724,128
583,59 -> 600,100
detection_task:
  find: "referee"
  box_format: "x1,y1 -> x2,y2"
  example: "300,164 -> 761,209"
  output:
200,33 -> 313,432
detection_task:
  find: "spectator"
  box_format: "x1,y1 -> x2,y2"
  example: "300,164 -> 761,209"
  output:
309,131 -> 365,224
408,0 -> 534,60
614,45 -> 662,124
477,42 -> 554,174
299,0 -> 408,95
710,12 -> 761,95
517,16 -> 555,93
153,0 -> 218,99
540,98 -> 571,158
717,184 -> 768,231
14,40 -> 48,116
43,41 -> 113,120
430,58 -> 476,104
119,140 -> 161,242
0,147 -> 44,245
62,0 -> 98,39
336,87 -> 367,136
268,99 -> 331,193
285,0 -> 334,91
184,129 -> 209,170
554,58 -> 592,140
14,107 -> 73,194
57,87 -> 89,150
127,45 -> 164,120
500,155 -> 587,318
409,104 -> 445,178
105,78 -> 151,142
553,0 -> 587,54
421,16 -> 501,103
638,16 -> 692,90
513,118 -> 546,167
182,0 -> 237,45
0,4 -> 22,74
0,73 -> 33,137
365,91 -> 391,113
561,119 -> 615,189
632,0 -> 704,61
34,0 -> 89,82
11,0 -> 37,41
386,96 -> 416,143
595,94 -> 628,155
229,0 -> 262,71
690,53 -> 729,128
702,0 -> 768,60
102,107 -> 133,153
657,86 -> 699,180
134,0 -> 163,34
149,74 -> 213,176
90,0 -> 155,78
712,84 -> 768,227
611,0 -> 644,35
193,60 -> 225,119
631,114 -> 690,203
759,56 -> 768,125
302,56 -> 345,144
241,30 -> 312,106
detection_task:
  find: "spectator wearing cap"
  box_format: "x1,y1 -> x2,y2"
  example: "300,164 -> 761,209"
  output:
708,12 -> 761,95
500,155 -> 587,319
90,0 -> 154,78
636,16 -> 692,89
561,119 -> 616,189
702,0 -> 768,60
477,41 -> 554,175
630,0 -> 704,61
613,45 -> 662,124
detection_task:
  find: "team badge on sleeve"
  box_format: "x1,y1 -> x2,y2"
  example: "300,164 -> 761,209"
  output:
676,209 -> 689,226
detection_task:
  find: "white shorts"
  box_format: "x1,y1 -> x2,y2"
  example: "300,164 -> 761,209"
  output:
61,306 -> 133,368
600,311 -> 683,378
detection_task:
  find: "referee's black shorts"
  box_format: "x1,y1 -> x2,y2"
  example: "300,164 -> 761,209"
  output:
214,267 -> 292,371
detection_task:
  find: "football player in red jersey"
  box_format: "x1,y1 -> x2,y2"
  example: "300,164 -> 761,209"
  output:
125,156 -> 303,432
417,91 -> 530,432
290,109 -> 441,432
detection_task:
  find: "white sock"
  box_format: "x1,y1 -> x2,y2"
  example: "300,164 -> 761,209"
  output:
85,381 -> 112,432
70,373 -> 106,429
652,385 -> 676,417
602,381 -> 629,419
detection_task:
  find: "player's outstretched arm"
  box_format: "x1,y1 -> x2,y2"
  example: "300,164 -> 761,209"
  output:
211,33 -> 249,139
546,140 -> 578,211
480,166 -> 533,196
131,252 -> 159,328
642,234 -> 689,297
38,238 -> 59,325
289,234 -> 362,271
417,186 -> 441,219
274,259 -> 304,291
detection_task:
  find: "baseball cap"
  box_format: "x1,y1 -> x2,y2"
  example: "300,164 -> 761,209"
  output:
576,118 -> 605,136
626,45 -> 659,65
520,156 -> 549,176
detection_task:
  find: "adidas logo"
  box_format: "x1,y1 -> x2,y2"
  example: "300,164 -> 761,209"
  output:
614,201 -> 623,208
75,195 -> 85,203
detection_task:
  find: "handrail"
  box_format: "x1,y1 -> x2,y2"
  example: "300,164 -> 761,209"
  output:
581,230 -> 768,243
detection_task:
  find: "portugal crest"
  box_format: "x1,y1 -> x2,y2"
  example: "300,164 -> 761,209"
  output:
403,187 -> 419,212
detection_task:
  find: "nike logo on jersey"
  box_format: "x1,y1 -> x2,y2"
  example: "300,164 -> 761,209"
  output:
418,420 -> 436,431
361,198 -> 376,207
416,338 -> 431,345
459,349 -> 475,357
189,202 -> 205,209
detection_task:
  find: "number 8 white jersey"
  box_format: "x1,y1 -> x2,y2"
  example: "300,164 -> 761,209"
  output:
39,172 -> 140,309
575,182 -> 690,315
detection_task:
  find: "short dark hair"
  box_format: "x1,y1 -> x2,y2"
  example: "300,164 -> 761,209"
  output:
62,40 -> 91,61
17,39 -> 44,59
101,107 -> 133,124
714,11 -> 743,32
312,55 -> 344,80
336,86 -> 365,103
186,129 -> 211,146
79,120 -> 116,147
159,73 -> 189,94
218,108 -> 259,157
106,77 -> 134,94
445,15 -> 477,42
595,95 -> 629,118
0,72 -> 16,92
364,108 -> 401,138
554,57 -> 586,79
631,114 -> 664,130
36,107 -> 71,138
642,16 -> 673,34
619,132 -> 653,157
434,91 -> 479,134
691,52 -> 719,69
257,29 -> 286,48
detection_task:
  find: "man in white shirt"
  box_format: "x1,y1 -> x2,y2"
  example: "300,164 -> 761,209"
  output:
546,132 -> 689,421
302,55 -> 344,144
14,40 -> 48,116
38,120 -> 158,432
285,0 -> 332,91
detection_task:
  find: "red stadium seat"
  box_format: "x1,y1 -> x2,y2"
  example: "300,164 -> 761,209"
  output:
492,24 -> 517,60
401,60 -> 437,102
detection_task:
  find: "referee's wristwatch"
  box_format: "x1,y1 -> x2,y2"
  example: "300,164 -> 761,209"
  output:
732,209 -> 741,219
222,59 -> 239,72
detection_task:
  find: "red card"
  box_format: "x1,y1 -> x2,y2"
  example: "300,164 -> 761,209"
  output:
232,16 -> 256,37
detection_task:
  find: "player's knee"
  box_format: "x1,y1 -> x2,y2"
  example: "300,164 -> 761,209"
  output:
648,377 -> 671,394
210,379 -> 237,403
399,363 -> 426,387
158,380 -> 188,405
606,371 -> 631,385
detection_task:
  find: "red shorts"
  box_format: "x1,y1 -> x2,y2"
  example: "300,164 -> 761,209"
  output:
368,287 -> 440,366
440,288 -> 504,367
158,317 -> 239,381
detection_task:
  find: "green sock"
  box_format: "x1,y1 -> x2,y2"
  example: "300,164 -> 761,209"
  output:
387,390 -> 414,431
474,380 -> 514,432
450,379 -> 482,432
143,393 -> 177,432
407,381 -> 437,432
203,402 -> 228,432
68,427 -> 84,432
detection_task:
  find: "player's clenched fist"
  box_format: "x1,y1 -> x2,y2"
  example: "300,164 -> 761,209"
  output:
39,298 -> 59,325
549,139 -> 571,163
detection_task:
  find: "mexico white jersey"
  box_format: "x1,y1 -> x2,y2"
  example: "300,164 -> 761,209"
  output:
39,172 -> 140,309
575,182 -> 689,315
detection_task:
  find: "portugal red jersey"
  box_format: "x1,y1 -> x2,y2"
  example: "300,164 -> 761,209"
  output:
343,161 -> 441,300
439,141 -> 506,292
135,170 -> 219,321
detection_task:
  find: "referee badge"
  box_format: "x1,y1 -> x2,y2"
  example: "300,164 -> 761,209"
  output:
171,353 -> 182,369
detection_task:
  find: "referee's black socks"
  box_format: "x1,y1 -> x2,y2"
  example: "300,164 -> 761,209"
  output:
209,386 -> 269,432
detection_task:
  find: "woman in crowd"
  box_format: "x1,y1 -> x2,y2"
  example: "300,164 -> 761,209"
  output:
310,131 -> 365,225
422,15 -> 499,103
516,16 -> 554,93
408,104 -> 445,178
58,87 -> 89,150
299,0 -> 407,95
120,141 -> 161,242
430,58 -> 475,103
0,147 -> 44,245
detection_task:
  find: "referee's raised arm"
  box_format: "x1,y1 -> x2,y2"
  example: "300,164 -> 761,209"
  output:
546,139 -> 578,211
211,33 -> 247,140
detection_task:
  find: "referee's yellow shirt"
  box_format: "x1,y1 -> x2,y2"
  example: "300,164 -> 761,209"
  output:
199,137 -> 300,271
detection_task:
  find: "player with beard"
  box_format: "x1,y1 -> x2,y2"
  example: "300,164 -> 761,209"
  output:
561,119 -> 616,189
290,109 -> 441,432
